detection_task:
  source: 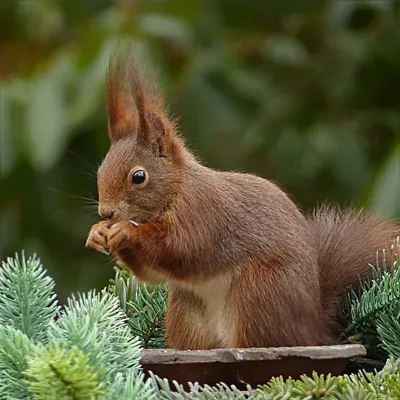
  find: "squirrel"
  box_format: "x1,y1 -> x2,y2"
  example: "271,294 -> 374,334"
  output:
85,51 -> 400,350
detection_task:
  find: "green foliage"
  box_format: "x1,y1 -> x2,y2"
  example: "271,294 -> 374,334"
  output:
258,373 -> 337,399
0,326 -> 33,399
0,253 -> 147,399
47,290 -> 142,381
344,236 -> 400,361
0,253 -> 59,343
107,370 -> 156,400
256,365 -> 400,399
150,365 -> 400,400
4,248 -> 400,398
291,373 -> 338,398
24,343 -> 103,400
108,264 -> 167,349
127,283 -> 167,349
377,312 -> 400,359
149,372 -> 255,400
258,376 -> 293,399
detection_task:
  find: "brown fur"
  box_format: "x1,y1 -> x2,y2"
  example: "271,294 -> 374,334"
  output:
309,206 -> 400,334
86,50 -> 400,349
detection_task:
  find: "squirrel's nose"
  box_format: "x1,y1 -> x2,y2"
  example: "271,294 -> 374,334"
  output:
99,207 -> 115,220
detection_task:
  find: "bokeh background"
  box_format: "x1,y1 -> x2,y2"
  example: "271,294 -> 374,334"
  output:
1,0 -> 399,301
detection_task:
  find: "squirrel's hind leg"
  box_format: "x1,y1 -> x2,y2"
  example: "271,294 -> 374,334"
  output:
231,261 -> 334,348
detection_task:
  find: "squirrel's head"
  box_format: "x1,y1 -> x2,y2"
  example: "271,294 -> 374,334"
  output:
97,52 -> 184,224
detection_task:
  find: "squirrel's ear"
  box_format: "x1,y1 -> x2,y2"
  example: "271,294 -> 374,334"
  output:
145,112 -> 168,157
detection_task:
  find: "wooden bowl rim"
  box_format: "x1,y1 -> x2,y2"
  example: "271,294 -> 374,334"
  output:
140,344 -> 366,365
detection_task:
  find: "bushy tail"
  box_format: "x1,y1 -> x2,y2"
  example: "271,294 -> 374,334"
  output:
308,205 -> 400,334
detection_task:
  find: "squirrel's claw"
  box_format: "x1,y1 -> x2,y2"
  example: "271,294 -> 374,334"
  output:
103,243 -> 110,255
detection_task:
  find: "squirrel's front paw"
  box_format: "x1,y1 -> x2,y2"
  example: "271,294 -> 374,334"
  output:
107,221 -> 137,254
85,220 -> 112,255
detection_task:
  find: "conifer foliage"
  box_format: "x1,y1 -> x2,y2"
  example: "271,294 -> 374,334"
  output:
0,238 -> 399,399
0,254 -> 152,399
108,264 -> 167,349
344,236 -> 400,362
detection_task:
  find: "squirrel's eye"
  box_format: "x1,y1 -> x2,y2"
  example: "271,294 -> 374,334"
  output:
131,169 -> 147,185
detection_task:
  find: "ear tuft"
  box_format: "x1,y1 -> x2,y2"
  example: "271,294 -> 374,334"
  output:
145,112 -> 167,157
105,48 -> 173,151
106,52 -> 136,142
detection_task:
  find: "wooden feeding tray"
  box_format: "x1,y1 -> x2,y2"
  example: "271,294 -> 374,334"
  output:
140,344 -> 366,389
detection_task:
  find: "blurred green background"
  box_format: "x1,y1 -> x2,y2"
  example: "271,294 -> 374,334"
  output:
1,0 -> 399,301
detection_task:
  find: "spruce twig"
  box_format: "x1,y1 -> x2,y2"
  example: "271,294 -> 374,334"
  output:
343,237 -> 400,360
0,252 -> 59,343
24,343 -> 104,399
0,326 -> 33,398
108,264 -> 167,348
47,290 -> 142,380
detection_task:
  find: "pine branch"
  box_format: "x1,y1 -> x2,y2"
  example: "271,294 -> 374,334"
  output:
108,264 -> 137,312
127,282 -> 167,349
107,370 -> 156,400
47,290 -> 142,381
291,372 -> 338,399
24,343 -> 104,399
108,264 -> 167,349
0,326 -> 33,399
256,364 -> 400,400
0,252 -> 59,343
377,307 -> 400,359
342,237 -> 400,361
257,376 -> 294,399
349,270 -> 400,334
149,371 -> 256,399
346,237 -> 399,333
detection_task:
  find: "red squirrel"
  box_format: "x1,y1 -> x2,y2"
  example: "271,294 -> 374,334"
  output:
86,51 -> 400,350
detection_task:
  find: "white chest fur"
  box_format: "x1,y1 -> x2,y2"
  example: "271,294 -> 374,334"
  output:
180,274 -> 235,347
136,265 -> 236,348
